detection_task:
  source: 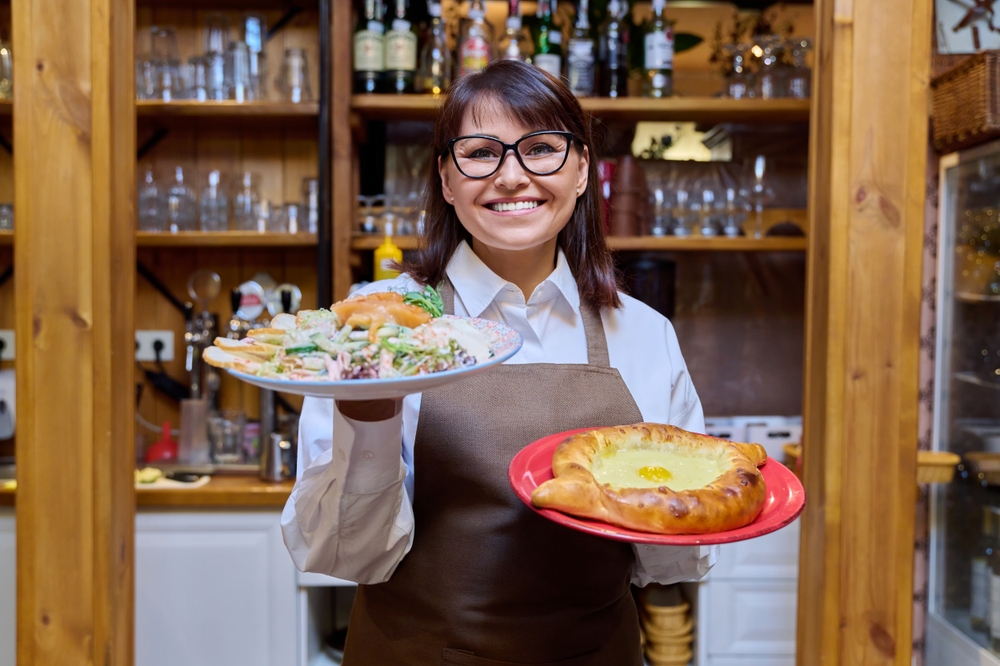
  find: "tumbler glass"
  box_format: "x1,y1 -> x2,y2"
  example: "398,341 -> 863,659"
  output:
225,41 -> 252,102
302,178 -> 319,234
151,26 -> 183,101
282,204 -> 301,234
243,13 -> 268,100
279,48 -> 312,103
186,56 -> 208,102
722,44 -> 751,100
752,35 -> 785,100
161,166 -> 198,233
208,409 -> 246,465
0,204 -> 13,231
786,37 -> 813,99
233,171 -> 261,231
200,170 -> 229,231
204,14 -> 230,101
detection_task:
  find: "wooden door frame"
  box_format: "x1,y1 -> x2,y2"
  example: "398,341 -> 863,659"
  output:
797,0 -> 932,663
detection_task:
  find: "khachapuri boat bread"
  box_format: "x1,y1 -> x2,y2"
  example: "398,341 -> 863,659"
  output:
531,423 -> 769,535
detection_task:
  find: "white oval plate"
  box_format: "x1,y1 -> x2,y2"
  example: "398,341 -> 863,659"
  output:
225,315 -> 523,400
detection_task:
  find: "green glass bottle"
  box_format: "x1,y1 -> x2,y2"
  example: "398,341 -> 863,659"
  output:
532,0 -> 563,80
642,0 -> 673,97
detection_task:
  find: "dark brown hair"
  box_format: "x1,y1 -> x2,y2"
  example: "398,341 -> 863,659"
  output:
401,59 -> 622,310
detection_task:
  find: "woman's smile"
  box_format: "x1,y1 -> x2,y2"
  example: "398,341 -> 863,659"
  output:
483,197 -> 547,215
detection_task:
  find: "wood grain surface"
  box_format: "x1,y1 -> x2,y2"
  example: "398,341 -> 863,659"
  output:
1,477 -> 293,508
14,0 -> 136,663
797,0 -> 931,663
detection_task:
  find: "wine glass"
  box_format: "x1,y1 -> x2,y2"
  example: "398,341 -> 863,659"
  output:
743,155 -> 775,239
752,35 -> 786,100
786,38 -> 812,99
357,195 -> 382,235
722,44 -> 752,99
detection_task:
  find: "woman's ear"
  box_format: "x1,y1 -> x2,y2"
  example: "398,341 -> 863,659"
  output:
576,145 -> 590,196
439,155 -> 454,204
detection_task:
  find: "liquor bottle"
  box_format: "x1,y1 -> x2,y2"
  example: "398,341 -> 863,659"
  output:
973,506 -> 995,632
499,0 -> 533,62
353,0 -> 385,93
567,0 -> 596,96
532,0 -> 563,80
642,0 -> 673,98
417,1 -> 451,94
457,0 -> 494,77
598,0 -> 628,97
384,0 -> 417,93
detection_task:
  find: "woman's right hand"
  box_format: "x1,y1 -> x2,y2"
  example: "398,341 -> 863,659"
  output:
336,399 -> 403,422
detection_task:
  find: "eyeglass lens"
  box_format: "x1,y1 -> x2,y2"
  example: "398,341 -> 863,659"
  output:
452,133 -> 570,178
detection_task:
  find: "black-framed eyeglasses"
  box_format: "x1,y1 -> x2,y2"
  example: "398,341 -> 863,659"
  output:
447,130 -> 577,179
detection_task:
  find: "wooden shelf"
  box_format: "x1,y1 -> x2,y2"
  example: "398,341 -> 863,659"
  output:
0,230 -> 12,245
137,100 -> 319,119
137,231 -> 317,248
0,100 -> 10,116
351,95 -> 811,124
352,234 -> 807,252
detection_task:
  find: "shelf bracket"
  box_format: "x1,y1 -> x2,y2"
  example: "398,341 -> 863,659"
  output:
266,6 -> 303,42
136,261 -> 192,318
0,265 -> 12,289
137,128 -> 170,161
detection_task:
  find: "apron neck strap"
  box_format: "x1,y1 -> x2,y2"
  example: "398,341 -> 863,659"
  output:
437,277 -> 610,368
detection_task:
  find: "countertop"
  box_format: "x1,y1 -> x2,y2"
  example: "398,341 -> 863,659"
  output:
0,475 -> 293,508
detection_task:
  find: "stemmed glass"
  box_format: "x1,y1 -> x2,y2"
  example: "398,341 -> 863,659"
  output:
648,173 -> 670,237
722,187 -> 749,237
753,35 -> 785,100
672,189 -> 697,237
743,155 -> 775,239
357,195 -> 382,235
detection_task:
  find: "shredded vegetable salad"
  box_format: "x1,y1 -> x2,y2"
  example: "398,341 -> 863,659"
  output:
203,286 -> 494,381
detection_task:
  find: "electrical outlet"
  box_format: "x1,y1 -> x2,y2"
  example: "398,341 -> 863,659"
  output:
135,330 -> 174,362
0,330 -> 14,361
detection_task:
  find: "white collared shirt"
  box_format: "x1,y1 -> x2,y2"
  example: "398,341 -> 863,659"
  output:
281,241 -> 717,586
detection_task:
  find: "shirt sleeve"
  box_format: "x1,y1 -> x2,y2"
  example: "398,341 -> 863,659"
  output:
280,396 -> 415,584
630,318 -> 718,586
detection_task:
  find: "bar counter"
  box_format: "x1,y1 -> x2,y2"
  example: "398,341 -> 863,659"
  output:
0,476 -> 293,508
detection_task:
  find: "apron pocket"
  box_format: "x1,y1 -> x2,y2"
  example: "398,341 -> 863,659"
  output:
441,648 -> 600,666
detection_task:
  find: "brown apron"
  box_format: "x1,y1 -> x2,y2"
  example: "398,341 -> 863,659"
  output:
343,280 -> 645,666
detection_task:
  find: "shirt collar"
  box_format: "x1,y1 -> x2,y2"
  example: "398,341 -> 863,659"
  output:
445,241 -> 581,317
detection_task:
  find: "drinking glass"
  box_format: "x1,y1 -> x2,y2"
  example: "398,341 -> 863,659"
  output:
357,195 -> 381,234
744,155 -> 775,239
0,204 -> 13,231
648,174 -> 670,237
200,170 -> 229,231
699,188 -> 723,237
242,14 -> 268,100
722,187 -> 748,237
136,56 -> 156,100
208,409 -> 246,464
262,200 -> 283,232
282,204 -> 302,234
204,14 -> 230,101
205,14 -> 231,56
186,56 -> 208,102
752,35 -> 785,100
302,178 -> 319,234
279,48 -> 312,103
151,26 -> 183,101
138,166 -> 164,231
722,44 -> 751,99
233,172 -> 261,231
672,189 -> 696,237
225,41 -> 252,102
162,166 -> 198,232
786,37 -> 812,99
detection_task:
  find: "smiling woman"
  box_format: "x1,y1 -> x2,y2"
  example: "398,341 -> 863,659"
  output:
403,59 -> 621,309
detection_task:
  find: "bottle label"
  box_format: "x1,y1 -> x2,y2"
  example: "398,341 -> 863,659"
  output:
990,573 -> 1000,631
385,30 -> 417,70
568,40 -> 595,93
534,53 -> 562,79
974,558 -> 991,622
459,37 -> 490,76
354,31 -> 385,72
644,28 -> 674,69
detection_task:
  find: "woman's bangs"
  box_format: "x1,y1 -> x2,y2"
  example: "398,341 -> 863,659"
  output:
464,91 -> 572,136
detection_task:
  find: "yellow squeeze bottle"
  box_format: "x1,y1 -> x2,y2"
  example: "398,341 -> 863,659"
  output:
374,221 -> 403,282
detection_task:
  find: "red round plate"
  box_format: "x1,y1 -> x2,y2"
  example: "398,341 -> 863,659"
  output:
508,427 -> 806,546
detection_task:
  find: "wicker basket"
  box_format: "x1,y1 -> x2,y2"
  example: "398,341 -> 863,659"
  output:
916,451 -> 961,484
931,51 -> 1000,153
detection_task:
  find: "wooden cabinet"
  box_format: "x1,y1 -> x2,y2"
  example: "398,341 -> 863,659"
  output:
0,509 -> 13,666
134,510 -> 297,666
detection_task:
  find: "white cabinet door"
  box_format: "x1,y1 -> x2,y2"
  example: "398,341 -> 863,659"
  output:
135,511 -> 297,666
711,519 -> 800,580
0,510 -> 13,666
706,580 -> 797,656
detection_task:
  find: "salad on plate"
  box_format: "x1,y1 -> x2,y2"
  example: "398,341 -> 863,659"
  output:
202,286 -> 495,382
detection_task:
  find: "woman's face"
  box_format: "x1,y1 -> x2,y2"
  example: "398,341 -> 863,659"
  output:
439,102 -> 589,254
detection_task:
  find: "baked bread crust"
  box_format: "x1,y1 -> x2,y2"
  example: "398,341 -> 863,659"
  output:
530,423 -> 768,535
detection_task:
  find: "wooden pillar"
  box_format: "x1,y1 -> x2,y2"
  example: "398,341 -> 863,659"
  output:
13,0 -> 135,662
797,0 -> 931,664
331,0 -> 353,301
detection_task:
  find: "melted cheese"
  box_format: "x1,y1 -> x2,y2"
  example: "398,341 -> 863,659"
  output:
592,449 -> 727,491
